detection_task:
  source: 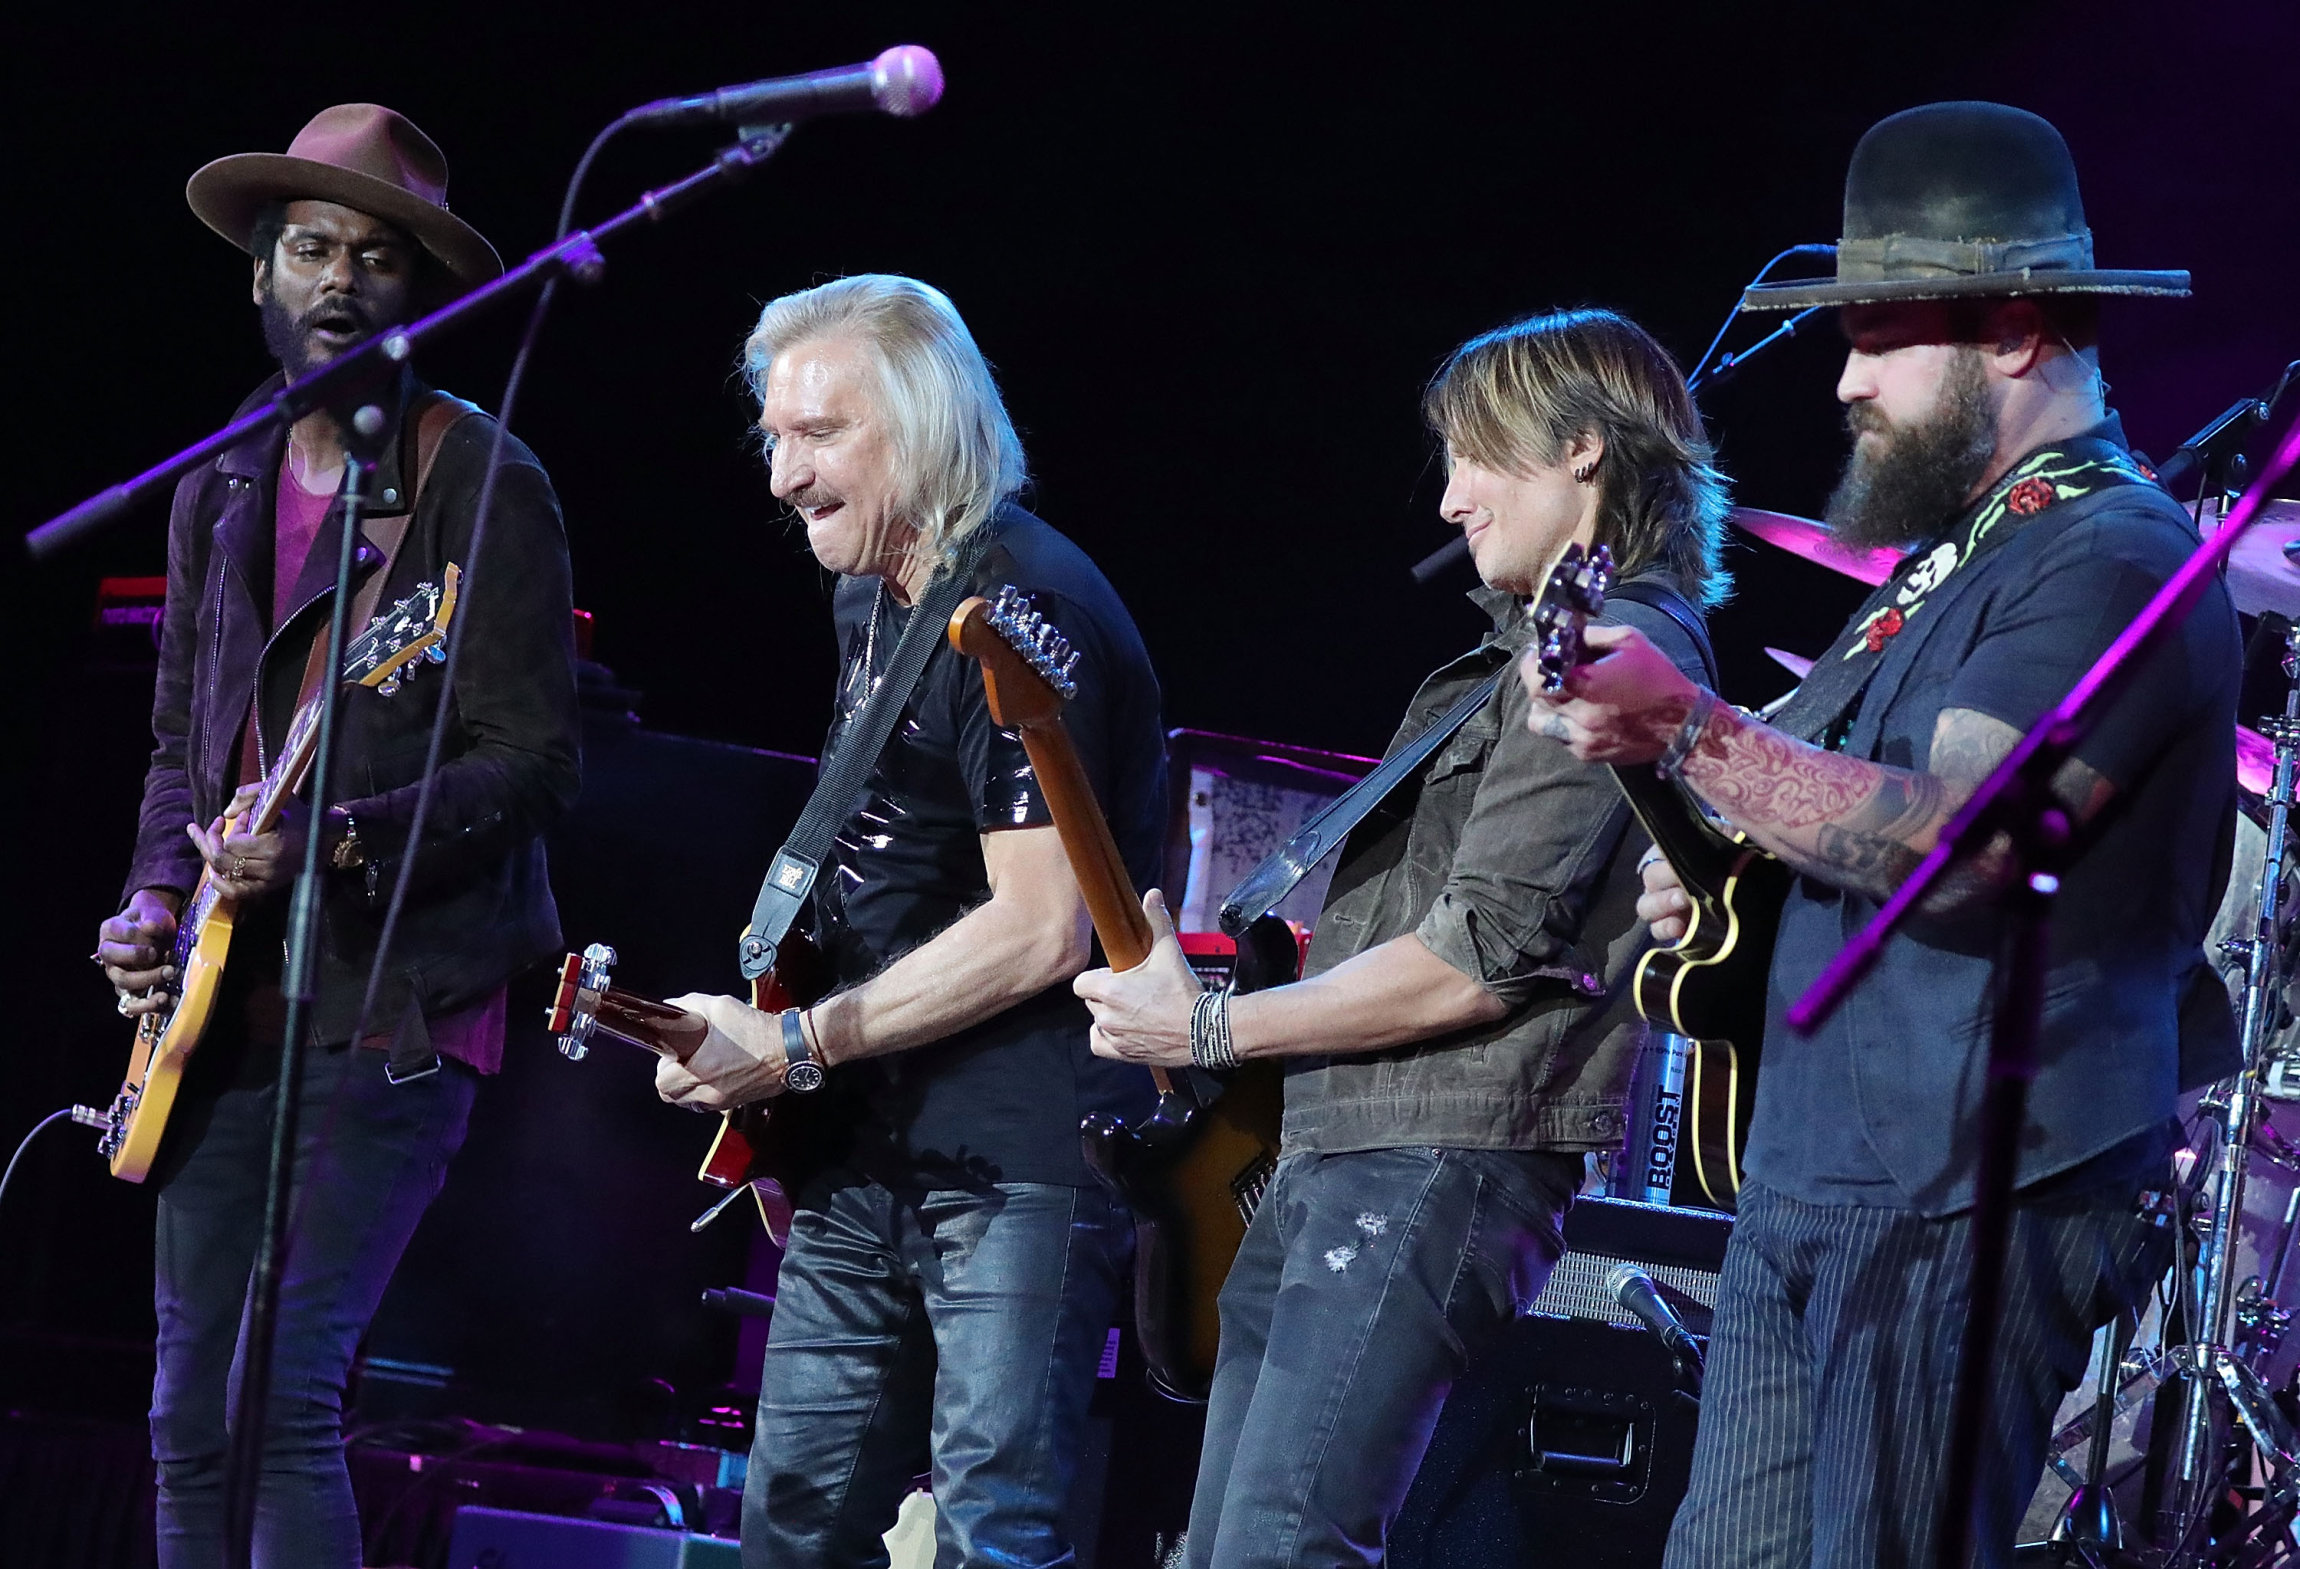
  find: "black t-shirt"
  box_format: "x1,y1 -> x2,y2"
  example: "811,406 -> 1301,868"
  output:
809,506 -> 1165,1187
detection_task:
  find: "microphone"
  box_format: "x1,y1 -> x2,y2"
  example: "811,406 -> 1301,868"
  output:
1606,1262 -> 1703,1371
627,45 -> 944,129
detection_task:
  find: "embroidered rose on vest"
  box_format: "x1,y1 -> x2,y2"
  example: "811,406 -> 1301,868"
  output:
1865,607 -> 1904,653
2005,476 -> 2056,516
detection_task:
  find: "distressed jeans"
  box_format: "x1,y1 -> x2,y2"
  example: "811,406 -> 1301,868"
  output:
1184,1145 -> 1581,1569
150,1038 -> 476,1569
742,1169 -> 1130,1569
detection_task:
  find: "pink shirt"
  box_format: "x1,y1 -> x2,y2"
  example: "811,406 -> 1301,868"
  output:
273,455 -> 334,629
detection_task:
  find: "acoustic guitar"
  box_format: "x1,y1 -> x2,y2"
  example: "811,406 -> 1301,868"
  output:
99,569 -> 463,1182
1525,544 -> 1791,1210
950,586 -> 1285,1402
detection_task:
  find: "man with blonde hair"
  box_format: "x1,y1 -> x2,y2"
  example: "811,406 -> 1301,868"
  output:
1078,306 -> 1729,1566
656,274 -> 1166,1567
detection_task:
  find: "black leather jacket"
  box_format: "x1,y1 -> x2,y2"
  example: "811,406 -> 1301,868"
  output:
123,372 -> 581,1044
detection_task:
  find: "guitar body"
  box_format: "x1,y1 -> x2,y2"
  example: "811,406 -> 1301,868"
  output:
1083,1060 -> 1283,1401
1630,841 -> 1792,1210
103,873 -> 236,1182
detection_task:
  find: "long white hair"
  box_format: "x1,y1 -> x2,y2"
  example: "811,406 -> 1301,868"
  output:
743,274 -> 1028,560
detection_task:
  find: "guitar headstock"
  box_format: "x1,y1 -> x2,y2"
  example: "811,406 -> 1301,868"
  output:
948,585 -> 1079,729
349,562 -> 463,695
547,941 -> 619,1061
1525,543 -> 1615,693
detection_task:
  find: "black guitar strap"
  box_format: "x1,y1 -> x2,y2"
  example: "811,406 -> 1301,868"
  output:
1606,577 -> 1719,688
1219,671 -> 1504,937
737,526 -> 998,981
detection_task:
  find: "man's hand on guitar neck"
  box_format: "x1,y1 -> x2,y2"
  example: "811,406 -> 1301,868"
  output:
653,994 -> 802,1111
186,783 -> 305,902
96,887 -> 183,1016
1523,623 -> 2116,909
1638,856 -> 1692,944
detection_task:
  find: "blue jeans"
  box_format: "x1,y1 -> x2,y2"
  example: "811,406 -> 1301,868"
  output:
743,1169 -> 1130,1569
150,1039 -> 476,1569
1184,1145 -> 1580,1569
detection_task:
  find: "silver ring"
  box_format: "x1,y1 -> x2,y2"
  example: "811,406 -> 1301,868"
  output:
230,857 -> 249,880
116,992 -> 135,1016
1637,847 -> 1664,872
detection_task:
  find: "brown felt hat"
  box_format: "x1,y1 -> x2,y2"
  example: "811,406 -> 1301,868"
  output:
186,103 -> 502,285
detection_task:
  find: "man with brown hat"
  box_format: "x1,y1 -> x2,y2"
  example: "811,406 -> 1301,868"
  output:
1526,102 -> 2238,1562
91,104 -> 579,1567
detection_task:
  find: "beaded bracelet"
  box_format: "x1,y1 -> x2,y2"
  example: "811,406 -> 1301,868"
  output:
1190,985 -> 1240,1072
1657,688 -> 1717,781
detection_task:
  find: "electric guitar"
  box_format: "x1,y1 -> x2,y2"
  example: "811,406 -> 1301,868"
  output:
546,935 -> 829,1240
99,569 -> 463,1182
1526,544 -> 1791,1210
950,586 -> 1286,1402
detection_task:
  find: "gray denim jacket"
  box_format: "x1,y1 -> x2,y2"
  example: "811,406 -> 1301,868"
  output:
1279,578 -> 1708,1156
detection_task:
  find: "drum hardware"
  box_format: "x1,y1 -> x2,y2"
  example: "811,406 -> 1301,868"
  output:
2151,624 -> 2300,1562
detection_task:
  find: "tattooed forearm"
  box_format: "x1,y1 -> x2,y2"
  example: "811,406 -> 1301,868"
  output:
1675,704 -> 2104,907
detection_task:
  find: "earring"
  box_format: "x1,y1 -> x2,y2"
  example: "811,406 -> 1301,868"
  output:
1572,461 -> 1597,484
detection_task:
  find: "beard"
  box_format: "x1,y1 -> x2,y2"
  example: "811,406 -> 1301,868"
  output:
258,284 -> 377,380
1823,347 -> 2000,550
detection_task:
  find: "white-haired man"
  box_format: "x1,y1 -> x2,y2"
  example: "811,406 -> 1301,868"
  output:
655,275 -> 1166,1568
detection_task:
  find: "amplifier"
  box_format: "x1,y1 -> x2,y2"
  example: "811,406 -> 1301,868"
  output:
445,1506 -> 739,1566
1388,1197 -> 1731,1569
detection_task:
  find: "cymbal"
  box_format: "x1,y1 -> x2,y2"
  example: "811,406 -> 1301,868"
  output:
2240,723 -> 2274,797
1730,508 -> 1903,587
2201,496 -> 2300,619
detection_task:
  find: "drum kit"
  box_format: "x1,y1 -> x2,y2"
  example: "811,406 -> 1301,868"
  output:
1737,500 -> 2300,1565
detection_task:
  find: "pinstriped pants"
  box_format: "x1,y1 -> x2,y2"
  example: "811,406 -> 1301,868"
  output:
1662,1179 -> 2170,1569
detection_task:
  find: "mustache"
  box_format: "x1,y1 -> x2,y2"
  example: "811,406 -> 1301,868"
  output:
1845,400 -> 1893,439
299,297 -> 374,337
786,486 -> 841,513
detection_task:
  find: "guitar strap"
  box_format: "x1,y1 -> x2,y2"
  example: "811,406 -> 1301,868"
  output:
1219,670 -> 1504,937
236,392 -> 479,787
737,523 -> 1002,981
1218,570 -> 1713,937
1769,437 -> 2159,750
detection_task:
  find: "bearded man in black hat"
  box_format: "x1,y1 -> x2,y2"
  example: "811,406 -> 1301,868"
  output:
1526,102 -> 2238,1562
91,105 -> 578,1567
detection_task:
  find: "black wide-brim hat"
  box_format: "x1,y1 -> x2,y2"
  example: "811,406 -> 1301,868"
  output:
1743,101 -> 2187,312
186,103 -> 503,286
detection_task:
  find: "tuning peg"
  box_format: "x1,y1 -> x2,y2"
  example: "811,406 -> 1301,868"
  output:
425,643 -> 446,664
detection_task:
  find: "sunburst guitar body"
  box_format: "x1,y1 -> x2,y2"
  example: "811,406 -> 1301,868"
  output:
1525,545 -> 1789,1210
100,570 -> 463,1181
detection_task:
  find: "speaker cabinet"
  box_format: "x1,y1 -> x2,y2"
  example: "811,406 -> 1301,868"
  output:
1388,1198 -> 1730,1569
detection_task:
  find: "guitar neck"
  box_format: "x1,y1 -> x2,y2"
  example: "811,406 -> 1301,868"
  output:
1013,721 -> 1153,971
1608,762 -> 1740,905
584,986 -> 711,1062
1011,718 -> 1173,1095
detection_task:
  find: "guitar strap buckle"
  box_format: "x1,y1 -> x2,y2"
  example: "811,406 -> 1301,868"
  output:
739,848 -> 818,980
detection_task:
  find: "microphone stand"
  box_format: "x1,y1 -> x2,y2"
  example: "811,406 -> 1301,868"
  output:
25,125 -> 797,559
220,407 -> 383,1564
20,123 -> 805,1569
1787,406 -> 2300,1569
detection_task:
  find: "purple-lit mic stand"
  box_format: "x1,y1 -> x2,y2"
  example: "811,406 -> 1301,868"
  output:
1787,409 -> 2300,1569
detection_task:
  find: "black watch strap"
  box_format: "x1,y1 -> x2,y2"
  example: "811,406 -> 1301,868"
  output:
780,1008 -> 825,1094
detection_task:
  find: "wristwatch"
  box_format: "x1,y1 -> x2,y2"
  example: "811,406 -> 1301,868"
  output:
780,1009 -> 826,1094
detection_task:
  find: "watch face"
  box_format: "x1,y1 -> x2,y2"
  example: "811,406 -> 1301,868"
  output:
785,1061 -> 826,1095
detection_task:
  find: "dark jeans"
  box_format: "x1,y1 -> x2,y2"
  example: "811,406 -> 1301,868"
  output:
1662,1179 -> 2172,1569
744,1169 -> 1130,1569
150,1037 -> 476,1569
1185,1145 -> 1580,1569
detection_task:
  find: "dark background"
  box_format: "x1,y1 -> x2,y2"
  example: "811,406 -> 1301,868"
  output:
4,0 -> 2298,1465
